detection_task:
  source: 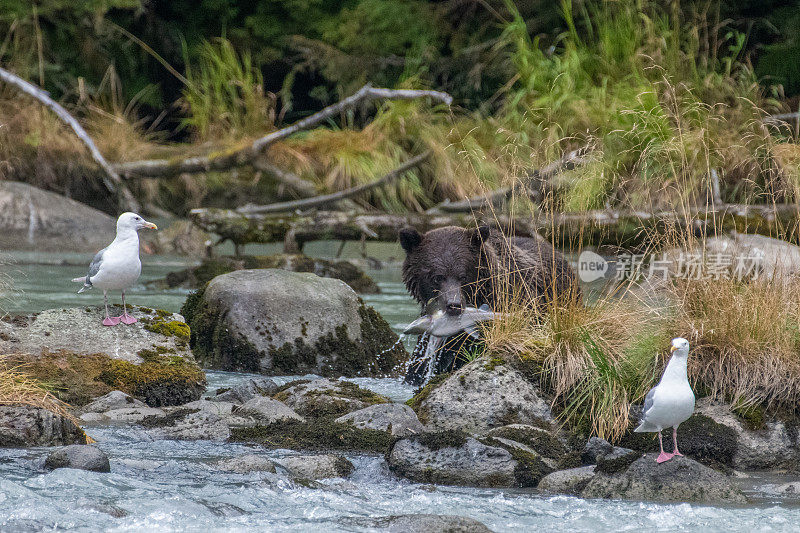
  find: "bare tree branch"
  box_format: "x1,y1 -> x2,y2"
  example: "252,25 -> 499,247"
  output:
252,157 -> 317,198
115,84 -> 452,179
0,67 -> 140,212
238,151 -> 430,214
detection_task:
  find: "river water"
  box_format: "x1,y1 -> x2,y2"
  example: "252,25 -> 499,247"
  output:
2,244 -> 800,531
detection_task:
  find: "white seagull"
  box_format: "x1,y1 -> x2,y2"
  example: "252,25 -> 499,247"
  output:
634,337 -> 696,463
72,212 -> 157,326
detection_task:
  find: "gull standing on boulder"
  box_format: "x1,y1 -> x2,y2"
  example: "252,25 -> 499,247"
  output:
72,212 -> 157,326
634,337 -> 695,463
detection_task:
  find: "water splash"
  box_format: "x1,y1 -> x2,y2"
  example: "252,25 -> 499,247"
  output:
375,337 -> 403,360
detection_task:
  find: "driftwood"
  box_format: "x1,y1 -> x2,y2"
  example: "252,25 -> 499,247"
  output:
429,146 -> 593,213
238,151 -> 431,214
0,67 -> 140,212
190,202 -> 800,253
252,157 -> 318,198
115,84 -> 452,179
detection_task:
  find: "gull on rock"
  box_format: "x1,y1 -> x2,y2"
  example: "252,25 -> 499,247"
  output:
71,212 -> 157,326
634,337 -> 696,463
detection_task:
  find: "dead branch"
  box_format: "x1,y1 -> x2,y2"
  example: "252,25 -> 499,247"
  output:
252,157 -> 317,198
238,151 -> 431,214
430,146 -> 593,213
0,67 -> 140,212
115,84 -> 452,179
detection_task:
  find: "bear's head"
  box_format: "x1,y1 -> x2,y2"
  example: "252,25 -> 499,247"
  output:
399,225 -> 491,315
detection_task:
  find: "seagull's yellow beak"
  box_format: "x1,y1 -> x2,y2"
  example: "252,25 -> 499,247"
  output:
144,222 -> 158,230
670,345 -> 678,352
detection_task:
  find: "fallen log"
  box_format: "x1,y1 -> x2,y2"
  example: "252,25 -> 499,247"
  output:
115,84 -> 452,179
190,203 -> 800,253
238,151 -> 430,214
0,67 -> 140,212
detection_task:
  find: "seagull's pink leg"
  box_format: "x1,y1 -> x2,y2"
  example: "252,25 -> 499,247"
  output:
102,291 -> 120,326
672,426 -> 683,457
656,430 -> 673,463
118,291 -> 137,325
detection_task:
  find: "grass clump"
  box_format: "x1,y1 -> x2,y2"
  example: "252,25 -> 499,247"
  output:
0,354 -> 77,423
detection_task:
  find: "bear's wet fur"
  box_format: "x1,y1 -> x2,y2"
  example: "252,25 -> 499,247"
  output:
399,225 -> 580,312
399,225 -> 580,385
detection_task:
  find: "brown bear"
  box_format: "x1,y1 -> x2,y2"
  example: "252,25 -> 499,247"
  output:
398,225 -> 581,385
399,225 -> 580,315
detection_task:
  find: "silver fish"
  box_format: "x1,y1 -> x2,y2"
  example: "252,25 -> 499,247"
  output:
403,305 -> 500,339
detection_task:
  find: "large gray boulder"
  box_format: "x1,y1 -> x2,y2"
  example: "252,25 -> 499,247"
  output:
0,406 -> 86,447
335,403 -> 424,437
581,454 -> 746,503
0,181 -> 115,253
44,445 -> 110,473
387,431 -> 552,487
538,466 -> 596,495
410,358 -> 553,433
0,307 -> 194,364
181,269 -> 405,376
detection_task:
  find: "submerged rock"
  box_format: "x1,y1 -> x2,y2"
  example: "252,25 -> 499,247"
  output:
0,406 -> 87,447
387,431 -> 551,487
335,403 -> 424,437
273,379 -> 388,418
0,307 -> 193,365
44,445 -> 110,473
408,357 -> 553,433
0,180 -> 115,253
581,454 -> 746,503
358,514 -> 493,533
213,454 -> 277,474
276,454 -> 355,479
151,254 -> 379,293
538,466 -> 596,495
181,269 -> 405,376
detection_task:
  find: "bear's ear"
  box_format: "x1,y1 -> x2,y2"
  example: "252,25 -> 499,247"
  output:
470,225 -> 491,248
399,227 -> 423,253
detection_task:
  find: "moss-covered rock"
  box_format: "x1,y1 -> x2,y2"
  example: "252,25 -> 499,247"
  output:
0,306 -> 194,364
9,350 -> 206,407
182,269 -> 405,376
272,378 -> 388,418
230,417 -> 393,452
152,254 -> 379,293
0,405 -> 89,447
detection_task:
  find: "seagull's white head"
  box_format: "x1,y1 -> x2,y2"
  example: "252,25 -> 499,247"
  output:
670,337 -> 690,357
117,212 -> 158,233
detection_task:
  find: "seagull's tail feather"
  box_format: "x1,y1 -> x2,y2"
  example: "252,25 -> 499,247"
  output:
71,277 -> 84,283
634,421 -> 658,433
73,277 -> 92,293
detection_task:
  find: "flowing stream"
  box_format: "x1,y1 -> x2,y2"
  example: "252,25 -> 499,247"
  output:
1,244 -> 800,531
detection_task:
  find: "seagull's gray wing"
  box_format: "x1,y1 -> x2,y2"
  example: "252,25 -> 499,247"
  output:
642,387 -> 656,416
77,247 -> 106,293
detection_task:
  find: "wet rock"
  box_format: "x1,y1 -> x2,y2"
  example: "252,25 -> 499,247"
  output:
581,437 -> 614,464
273,379 -> 388,418
232,397 -> 304,424
230,418 -> 393,453
80,391 -> 145,413
214,454 -> 277,474
410,358 -> 553,433
211,378 -> 278,405
483,425 -> 569,468
181,269 -> 405,376
757,481 -> 800,499
152,254 -> 379,293
537,466 -> 597,495
334,403 -> 424,436
181,399 -> 235,417
387,431 -> 550,487
2,349 -> 205,408
363,514 -> 493,533
0,405 -> 86,447
0,307 -> 194,365
0,181 -> 115,253
581,454 -> 746,503
141,409 -> 230,441
276,454 -> 355,479
44,445 -> 110,473
103,406 -> 166,423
